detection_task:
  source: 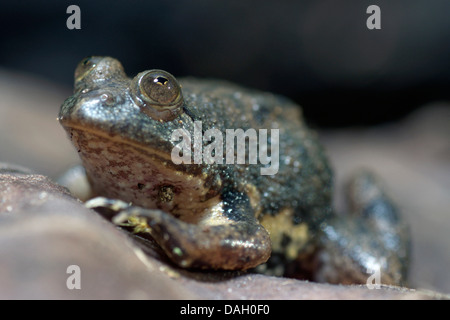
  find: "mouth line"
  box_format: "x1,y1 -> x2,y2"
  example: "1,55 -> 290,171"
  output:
60,120 -> 174,163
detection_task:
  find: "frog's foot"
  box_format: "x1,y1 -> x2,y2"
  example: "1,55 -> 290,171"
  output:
316,170 -> 410,286
85,197 -> 271,271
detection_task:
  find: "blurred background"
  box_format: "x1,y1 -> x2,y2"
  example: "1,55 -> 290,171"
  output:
0,0 -> 449,294
1,0 -> 449,126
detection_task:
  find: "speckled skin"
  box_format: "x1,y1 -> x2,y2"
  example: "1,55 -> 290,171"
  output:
59,57 -> 409,285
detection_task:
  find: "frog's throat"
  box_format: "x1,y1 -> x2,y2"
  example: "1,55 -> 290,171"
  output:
64,125 -> 223,222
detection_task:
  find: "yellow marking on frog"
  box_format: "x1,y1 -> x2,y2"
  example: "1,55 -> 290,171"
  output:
260,208 -> 308,260
197,200 -> 232,226
245,183 -> 262,218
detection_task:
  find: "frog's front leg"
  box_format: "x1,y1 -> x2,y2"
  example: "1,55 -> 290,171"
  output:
316,170 -> 410,286
86,190 -> 272,271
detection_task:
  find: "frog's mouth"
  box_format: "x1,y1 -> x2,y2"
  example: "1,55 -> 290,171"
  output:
61,120 -> 175,162
62,125 -> 222,223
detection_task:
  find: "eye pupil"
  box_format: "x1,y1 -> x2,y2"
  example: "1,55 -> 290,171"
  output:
154,76 -> 169,86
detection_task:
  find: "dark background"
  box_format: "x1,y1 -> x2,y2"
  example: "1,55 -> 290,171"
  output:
1,0 -> 449,127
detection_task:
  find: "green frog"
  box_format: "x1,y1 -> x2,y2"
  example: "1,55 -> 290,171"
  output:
58,56 -> 409,285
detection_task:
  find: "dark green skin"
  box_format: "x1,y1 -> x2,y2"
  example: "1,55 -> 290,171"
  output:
59,57 -> 409,285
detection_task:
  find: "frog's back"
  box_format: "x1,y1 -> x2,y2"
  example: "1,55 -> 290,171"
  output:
180,78 -> 333,259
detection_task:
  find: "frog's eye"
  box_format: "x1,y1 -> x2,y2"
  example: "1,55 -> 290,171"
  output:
74,56 -> 126,92
140,71 -> 182,106
132,70 -> 184,121
74,56 -> 99,83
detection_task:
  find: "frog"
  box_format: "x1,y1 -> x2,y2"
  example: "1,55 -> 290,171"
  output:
58,56 -> 409,285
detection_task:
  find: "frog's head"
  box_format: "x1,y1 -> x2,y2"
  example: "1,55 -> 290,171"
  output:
59,56 -> 194,160
70,56 -> 184,121
59,57 -> 221,218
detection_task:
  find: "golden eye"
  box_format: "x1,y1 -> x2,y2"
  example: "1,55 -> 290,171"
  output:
138,70 -> 182,107
132,70 -> 184,121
